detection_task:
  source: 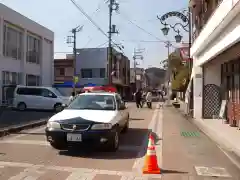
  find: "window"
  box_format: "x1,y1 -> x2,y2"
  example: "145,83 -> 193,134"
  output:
59,68 -> 65,76
67,94 -> 116,110
26,34 -> 41,64
3,23 -> 23,60
81,69 -> 92,78
100,68 -> 105,78
2,71 -> 21,85
16,87 -> 41,96
26,74 -> 40,86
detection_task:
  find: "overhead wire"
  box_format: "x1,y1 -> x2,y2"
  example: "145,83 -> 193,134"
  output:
69,0 -> 125,54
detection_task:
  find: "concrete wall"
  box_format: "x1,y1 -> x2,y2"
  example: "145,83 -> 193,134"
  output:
0,4 -> 54,104
76,48 -> 108,86
191,0 -> 240,119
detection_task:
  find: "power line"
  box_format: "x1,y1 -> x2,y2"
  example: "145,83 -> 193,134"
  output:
117,11 -> 163,41
69,0 -> 124,53
121,39 -> 177,43
69,0 -> 109,38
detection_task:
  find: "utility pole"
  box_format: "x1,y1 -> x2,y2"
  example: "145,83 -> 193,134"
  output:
108,0 -> 119,85
133,48 -> 144,91
165,41 -> 172,106
67,25 -> 83,94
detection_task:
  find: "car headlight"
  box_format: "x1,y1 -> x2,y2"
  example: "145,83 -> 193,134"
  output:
47,121 -> 61,129
91,123 -> 112,130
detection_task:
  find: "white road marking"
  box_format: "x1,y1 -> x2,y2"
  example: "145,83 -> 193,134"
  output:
66,171 -> 96,180
132,104 -> 160,171
8,166 -> 46,180
195,166 -> 231,177
0,161 -> 162,179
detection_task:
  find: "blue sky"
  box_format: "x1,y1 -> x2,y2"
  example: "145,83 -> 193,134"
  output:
0,0 -> 188,68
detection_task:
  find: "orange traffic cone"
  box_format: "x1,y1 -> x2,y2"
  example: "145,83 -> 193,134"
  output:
142,133 -> 161,174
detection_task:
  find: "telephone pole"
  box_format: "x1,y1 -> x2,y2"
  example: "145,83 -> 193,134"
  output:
133,48 -> 144,91
67,25 -> 83,94
165,41 -> 172,106
108,0 -> 119,85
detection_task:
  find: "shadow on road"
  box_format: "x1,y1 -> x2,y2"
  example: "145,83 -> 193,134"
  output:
58,148 -> 138,160
129,118 -> 144,121
120,128 -> 150,146
0,108 -> 54,130
58,128 -> 150,160
11,132 -> 45,135
161,169 -> 188,174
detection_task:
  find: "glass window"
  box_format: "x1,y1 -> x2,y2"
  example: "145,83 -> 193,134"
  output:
3,23 -> 23,60
26,74 -> 40,86
26,35 -> 41,64
2,71 -> 21,85
81,69 -> 92,78
100,68 -> 105,78
67,94 -> 116,110
16,88 -> 41,96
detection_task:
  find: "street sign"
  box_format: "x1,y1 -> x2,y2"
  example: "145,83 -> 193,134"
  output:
73,76 -> 78,83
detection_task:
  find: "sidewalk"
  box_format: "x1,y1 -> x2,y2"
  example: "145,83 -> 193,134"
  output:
162,106 -> 240,180
177,101 -> 240,163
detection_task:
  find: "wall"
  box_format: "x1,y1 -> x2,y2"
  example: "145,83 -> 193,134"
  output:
76,48 -> 108,86
76,48 -> 107,70
191,0 -> 240,66
0,4 -> 54,103
204,61 -> 221,86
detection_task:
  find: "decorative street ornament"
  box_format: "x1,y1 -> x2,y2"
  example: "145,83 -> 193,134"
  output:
161,26 -> 170,36
175,34 -> 183,43
157,10 -> 190,43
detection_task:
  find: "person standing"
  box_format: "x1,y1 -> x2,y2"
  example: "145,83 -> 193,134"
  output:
146,90 -> 153,108
135,89 -> 142,108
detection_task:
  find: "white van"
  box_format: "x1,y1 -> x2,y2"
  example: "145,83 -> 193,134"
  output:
13,86 -> 70,112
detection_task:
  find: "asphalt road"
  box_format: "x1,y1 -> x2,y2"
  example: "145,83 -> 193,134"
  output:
0,103 -> 239,180
0,102 -> 161,180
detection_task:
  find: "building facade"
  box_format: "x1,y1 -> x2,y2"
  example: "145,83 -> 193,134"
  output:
75,47 -> 130,96
130,68 -> 149,92
189,0 -> 240,127
0,4 -> 54,104
54,58 -> 74,83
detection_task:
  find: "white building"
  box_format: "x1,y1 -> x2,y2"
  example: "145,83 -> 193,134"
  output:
0,4 -> 54,104
190,0 -> 240,124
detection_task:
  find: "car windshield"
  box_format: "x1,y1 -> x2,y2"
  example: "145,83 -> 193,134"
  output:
67,94 -> 116,110
51,88 -> 67,96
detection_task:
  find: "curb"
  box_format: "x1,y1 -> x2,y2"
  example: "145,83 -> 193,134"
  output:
171,106 -> 240,162
0,120 -> 47,138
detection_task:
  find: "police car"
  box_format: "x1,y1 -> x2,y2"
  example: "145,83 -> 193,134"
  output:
45,92 -> 129,152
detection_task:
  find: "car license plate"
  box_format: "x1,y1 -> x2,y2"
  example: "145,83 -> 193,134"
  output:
67,133 -> 82,142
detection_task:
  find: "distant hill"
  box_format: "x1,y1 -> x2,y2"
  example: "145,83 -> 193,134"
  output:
145,67 -> 166,88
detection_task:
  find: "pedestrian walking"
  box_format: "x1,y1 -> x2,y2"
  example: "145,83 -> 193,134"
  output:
135,89 -> 142,108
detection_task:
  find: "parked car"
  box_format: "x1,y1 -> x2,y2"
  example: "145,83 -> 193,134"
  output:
13,85 -> 70,112
45,92 -> 129,152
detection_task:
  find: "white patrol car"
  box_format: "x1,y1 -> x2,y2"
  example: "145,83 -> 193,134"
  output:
45,92 -> 129,152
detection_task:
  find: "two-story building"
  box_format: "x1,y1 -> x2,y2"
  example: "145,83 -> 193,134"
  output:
75,47 -> 130,96
189,0 -> 240,128
0,4 -> 54,105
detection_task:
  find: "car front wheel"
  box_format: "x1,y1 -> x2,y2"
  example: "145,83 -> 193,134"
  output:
106,130 -> 119,152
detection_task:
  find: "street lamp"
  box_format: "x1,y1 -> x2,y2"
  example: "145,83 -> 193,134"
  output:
157,9 -> 193,114
161,26 -> 170,36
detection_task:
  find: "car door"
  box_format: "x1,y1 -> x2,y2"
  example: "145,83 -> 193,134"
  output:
116,94 -> 127,127
39,88 -> 57,110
